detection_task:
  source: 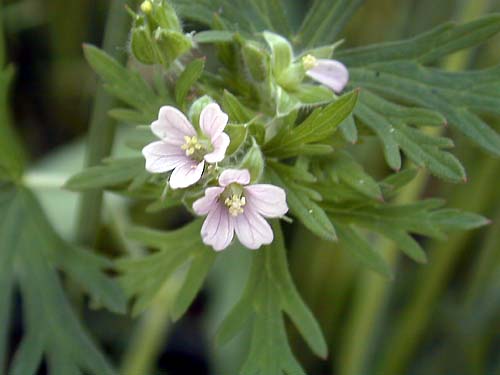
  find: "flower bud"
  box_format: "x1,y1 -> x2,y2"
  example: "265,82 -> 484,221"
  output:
130,0 -> 192,67
241,41 -> 270,82
188,95 -> 214,129
239,138 -> 264,182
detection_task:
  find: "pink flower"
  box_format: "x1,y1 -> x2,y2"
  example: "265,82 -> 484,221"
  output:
192,169 -> 288,251
302,54 -> 349,93
142,103 -> 230,189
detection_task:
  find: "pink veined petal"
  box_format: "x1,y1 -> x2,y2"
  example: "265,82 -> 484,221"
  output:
151,106 -> 196,144
204,132 -> 230,164
219,169 -> 250,187
199,103 -> 229,141
192,187 -> 224,215
200,203 -> 235,251
234,205 -> 273,249
169,160 -> 205,189
142,141 -> 189,173
244,184 -> 288,218
306,59 -> 349,93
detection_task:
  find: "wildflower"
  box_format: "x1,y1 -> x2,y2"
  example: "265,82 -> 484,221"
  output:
193,169 -> 288,250
302,54 -> 349,93
142,103 -> 230,189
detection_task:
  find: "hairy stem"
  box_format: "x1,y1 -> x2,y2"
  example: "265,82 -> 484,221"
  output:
75,0 -> 131,247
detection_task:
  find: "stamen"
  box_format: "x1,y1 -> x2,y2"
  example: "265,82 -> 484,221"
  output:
302,54 -> 318,70
181,135 -> 202,157
224,194 -> 246,216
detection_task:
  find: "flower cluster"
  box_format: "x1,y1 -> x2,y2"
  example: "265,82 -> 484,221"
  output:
142,103 -> 288,250
141,34 -> 350,251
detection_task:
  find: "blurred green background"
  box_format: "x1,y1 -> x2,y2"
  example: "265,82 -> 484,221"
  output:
2,0 -> 500,374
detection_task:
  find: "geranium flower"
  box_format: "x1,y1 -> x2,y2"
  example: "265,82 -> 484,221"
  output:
142,103 -> 230,189
302,54 -> 349,93
192,169 -> 288,250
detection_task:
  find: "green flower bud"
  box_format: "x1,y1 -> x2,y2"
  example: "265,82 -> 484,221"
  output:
241,41 -> 270,82
154,28 -> 192,66
276,62 -> 306,91
130,25 -> 157,64
129,0 -> 191,66
239,138 -> 264,183
188,95 -> 214,129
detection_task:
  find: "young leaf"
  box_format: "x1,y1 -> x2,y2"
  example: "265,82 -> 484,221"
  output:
264,90 -> 358,158
175,58 -> 205,109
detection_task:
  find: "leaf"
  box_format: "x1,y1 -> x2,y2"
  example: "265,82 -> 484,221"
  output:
326,151 -> 383,201
219,223 -> 327,375
64,157 -> 145,191
0,184 -> 123,375
83,44 -> 166,120
335,223 -> 393,278
297,0 -> 364,48
323,198 -> 488,264
193,30 -> 235,43
118,220 -> 214,317
268,165 -> 337,241
221,89 -> 254,123
264,90 -> 358,158
0,63 -> 24,181
339,114 -> 358,143
175,58 -> 205,108
336,14 -> 500,66
355,90 -> 466,181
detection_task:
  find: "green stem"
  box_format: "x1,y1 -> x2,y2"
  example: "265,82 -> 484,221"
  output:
75,0 -> 131,247
120,279 -> 180,375
336,2 -> 492,374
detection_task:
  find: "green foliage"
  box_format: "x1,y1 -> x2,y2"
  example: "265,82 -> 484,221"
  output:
217,223 -> 326,375
356,90 -> 465,181
83,44 -> 168,124
337,16 -> 500,157
117,220 -> 216,318
175,58 -> 205,109
0,184 -> 125,375
324,198 -> 489,272
264,90 -> 358,158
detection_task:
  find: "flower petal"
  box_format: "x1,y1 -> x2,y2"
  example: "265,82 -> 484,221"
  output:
306,59 -> 349,93
169,160 -> 204,189
151,106 -> 196,144
218,169 -> 250,187
192,187 -> 224,215
234,205 -> 273,249
204,132 -> 230,164
142,141 -> 188,173
199,103 -> 229,140
200,203 -> 235,251
244,184 -> 288,218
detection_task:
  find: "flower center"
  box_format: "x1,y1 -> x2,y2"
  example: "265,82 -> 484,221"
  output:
224,194 -> 246,217
180,135 -> 208,161
302,54 -> 318,71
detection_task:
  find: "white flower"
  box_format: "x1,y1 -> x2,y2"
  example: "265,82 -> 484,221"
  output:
142,103 -> 230,189
302,54 -> 349,93
192,169 -> 288,251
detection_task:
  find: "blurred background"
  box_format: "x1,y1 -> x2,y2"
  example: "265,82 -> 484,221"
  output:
2,0 -> 500,374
